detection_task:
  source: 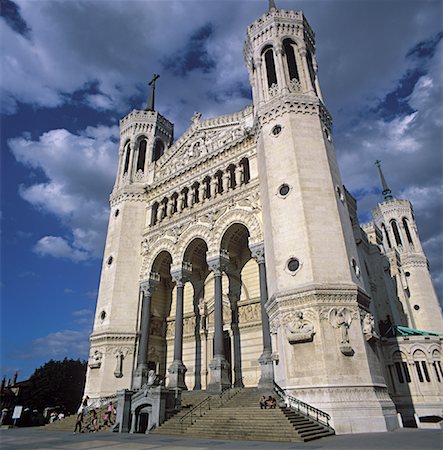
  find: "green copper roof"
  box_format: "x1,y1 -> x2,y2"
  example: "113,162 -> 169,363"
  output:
384,325 -> 441,338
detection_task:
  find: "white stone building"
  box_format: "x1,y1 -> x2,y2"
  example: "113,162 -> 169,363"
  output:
84,2 -> 442,434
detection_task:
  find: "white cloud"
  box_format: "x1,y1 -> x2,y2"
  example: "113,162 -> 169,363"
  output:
34,236 -> 89,262
17,329 -> 90,360
9,124 -> 119,260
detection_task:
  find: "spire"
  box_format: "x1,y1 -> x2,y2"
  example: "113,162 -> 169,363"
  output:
375,160 -> 393,201
146,73 -> 160,111
268,0 -> 277,11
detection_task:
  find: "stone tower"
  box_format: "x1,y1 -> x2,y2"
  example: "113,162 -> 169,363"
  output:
244,4 -> 398,433
371,161 -> 442,333
84,80 -> 174,398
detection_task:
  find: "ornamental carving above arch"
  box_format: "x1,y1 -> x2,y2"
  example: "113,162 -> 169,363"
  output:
176,223 -> 215,261
213,208 -> 263,249
140,238 -> 177,280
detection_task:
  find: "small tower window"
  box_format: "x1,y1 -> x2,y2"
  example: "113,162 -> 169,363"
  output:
306,51 -> 317,95
283,39 -> 299,81
263,46 -> 277,88
390,220 -> 402,246
123,143 -> 131,174
381,223 -> 392,249
402,217 -> 413,244
152,139 -> 165,162
137,139 -> 147,172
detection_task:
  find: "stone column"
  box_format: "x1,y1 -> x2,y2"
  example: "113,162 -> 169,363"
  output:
300,48 -> 315,95
312,56 -> 323,101
275,45 -> 287,93
211,177 -> 219,198
128,140 -> 136,181
255,59 -> 264,104
206,251 -> 231,393
199,182 -> 206,203
223,170 -> 230,193
168,263 -> 192,390
132,273 -> 160,390
250,243 -> 274,388
235,163 -> 244,187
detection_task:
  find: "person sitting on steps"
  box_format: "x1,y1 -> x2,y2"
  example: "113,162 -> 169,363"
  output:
259,395 -> 267,409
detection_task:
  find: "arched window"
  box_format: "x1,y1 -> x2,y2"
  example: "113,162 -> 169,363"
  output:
228,164 -> 236,189
123,142 -> 131,175
390,220 -> 403,246
263,46 -> 277,88
392,351 -> 411,384
432,350 -> 442,382
150,202 -> 159,226
137,139 -> 147,172
215,170 -> 223,194
283,39 -> 299,81
202,177 -> 210,199
306,51 -> 317,95
152,140 -> 165,162
381,223 -> 392,249
240,158 -> 250,184
402,217 -> 413,244
413,350 -> 430,383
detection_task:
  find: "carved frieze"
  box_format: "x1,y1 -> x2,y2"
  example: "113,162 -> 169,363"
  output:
88,350 -> 103,369
286,311 -> 315,344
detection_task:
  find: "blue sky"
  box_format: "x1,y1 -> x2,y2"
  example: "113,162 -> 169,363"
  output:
1,0 -> 442,381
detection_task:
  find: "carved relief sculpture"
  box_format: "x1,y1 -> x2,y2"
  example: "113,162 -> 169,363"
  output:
88,350 -> 103,369
329,307 -> 354,356
287,311 -> 315,344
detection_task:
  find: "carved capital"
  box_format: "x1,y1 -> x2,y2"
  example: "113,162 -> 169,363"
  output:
250,242 -> 265,264
140,272 -> 160,296
171,262 -> 192,286
207,250 -> 229,276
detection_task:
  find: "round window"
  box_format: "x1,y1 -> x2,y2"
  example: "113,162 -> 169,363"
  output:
413,304 -> 420,311
100,310 -> 107,321
287,258 -> 300,272
405,271 -> 410,277
107,256 -> 113,266
279,184 -> 290,196
272,125 -> 282,136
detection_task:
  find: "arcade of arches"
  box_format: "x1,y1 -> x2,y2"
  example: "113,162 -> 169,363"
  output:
133,224 -> 272,392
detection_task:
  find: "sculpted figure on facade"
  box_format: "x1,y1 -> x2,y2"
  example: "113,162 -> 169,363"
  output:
88,350 -> 103,369
287,311 -> 315,344
329,307 -> 354,356
362,313 -> 378,342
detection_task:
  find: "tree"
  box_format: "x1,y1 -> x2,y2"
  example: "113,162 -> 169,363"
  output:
21,358 -> 87,414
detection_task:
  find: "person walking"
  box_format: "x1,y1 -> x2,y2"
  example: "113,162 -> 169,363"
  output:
73,412 -> 83,433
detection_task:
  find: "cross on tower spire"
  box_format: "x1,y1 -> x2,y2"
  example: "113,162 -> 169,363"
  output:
375,160 -> 393,201
146,73 -> 160,111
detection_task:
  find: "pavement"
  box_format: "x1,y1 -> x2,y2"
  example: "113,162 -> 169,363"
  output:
0,427 -> 442,450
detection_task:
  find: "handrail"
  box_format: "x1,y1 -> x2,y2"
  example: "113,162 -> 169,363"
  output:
179,396 -> 212,432
273,381 -> 332,427
178,387 -> 242,433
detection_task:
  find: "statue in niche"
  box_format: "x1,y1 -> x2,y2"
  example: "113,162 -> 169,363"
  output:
88,350 -> 103,369
287,311 -> 315,344
362,313 -> 378,341
329,307 -> 354,356
114,351 -> 124,378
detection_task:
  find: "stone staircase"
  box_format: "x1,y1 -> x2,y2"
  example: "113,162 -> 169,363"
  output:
153,387 -> 335,442
43,405 -> 113,433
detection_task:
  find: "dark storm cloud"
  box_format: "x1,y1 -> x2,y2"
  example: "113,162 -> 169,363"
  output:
0,0 -> 30,37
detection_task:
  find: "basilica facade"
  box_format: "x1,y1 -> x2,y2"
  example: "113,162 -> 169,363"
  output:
84,3 -> 442,434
